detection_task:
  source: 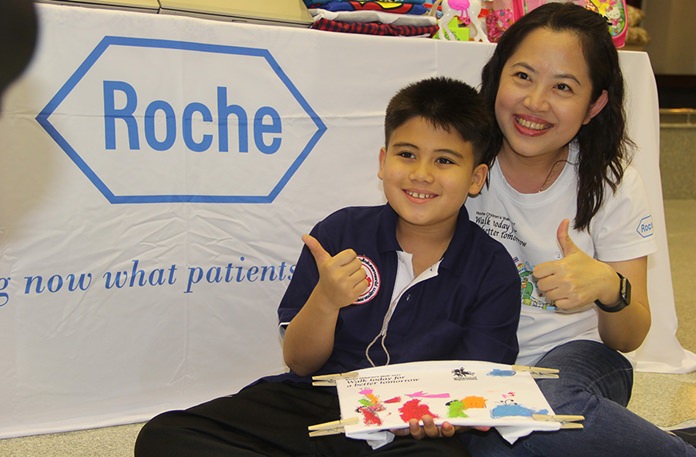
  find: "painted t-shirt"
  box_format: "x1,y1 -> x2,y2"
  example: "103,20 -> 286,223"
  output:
466,142 -> 657,365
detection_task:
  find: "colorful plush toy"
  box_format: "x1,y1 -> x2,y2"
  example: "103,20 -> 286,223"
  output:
483,0 -> 628,47
432,0 -> 490,42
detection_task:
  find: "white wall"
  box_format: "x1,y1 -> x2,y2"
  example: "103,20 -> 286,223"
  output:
642,0 -> 696,74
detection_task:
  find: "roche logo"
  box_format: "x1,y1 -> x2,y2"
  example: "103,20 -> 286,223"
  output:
636,215 -> 654,238
36,36 -> 326,204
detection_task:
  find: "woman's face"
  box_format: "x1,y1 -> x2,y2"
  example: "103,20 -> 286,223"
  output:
494,27 -> 607,161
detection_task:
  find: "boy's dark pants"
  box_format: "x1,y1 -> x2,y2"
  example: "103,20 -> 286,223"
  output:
134,380 -> 471,457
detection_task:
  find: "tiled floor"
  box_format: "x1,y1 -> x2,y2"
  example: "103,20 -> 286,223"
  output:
1,199 -> 695,456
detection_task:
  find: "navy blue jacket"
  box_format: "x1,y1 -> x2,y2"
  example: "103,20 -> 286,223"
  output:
274,204 -> 520,383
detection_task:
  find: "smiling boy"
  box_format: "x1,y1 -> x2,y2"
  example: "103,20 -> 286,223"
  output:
135,77 -> 521,457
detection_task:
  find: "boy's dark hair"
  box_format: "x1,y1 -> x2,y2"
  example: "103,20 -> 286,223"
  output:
0,0 -> 38,103
480,2 -> 631,230
385,76 -> 494,168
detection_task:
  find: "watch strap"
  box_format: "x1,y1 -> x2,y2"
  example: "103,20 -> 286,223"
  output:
594,272 -> 631,313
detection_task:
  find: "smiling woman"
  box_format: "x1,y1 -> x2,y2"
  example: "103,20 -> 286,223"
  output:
491,26 -> 608,194
466,3 -> 696,456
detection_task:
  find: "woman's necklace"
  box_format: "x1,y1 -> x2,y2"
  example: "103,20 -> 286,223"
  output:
537,158 -> 569,192
500,148 -> 569,194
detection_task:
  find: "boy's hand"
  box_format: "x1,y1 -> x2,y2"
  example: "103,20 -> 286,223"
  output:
391,415 -> 490,439
303,234 -> 368,310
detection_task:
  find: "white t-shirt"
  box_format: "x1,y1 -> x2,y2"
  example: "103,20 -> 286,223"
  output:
466,142 -> 657,365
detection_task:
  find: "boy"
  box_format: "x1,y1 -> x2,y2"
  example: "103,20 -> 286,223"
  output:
135,76 -> 521,456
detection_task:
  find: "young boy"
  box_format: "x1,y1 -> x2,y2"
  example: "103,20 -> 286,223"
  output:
135,76 -> 521,457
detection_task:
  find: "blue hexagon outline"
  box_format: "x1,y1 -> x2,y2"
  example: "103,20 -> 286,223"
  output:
35,36 -> 327,204
635,215 -> 654,238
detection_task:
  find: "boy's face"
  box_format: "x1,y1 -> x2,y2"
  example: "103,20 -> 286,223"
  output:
378,116 -> 487,232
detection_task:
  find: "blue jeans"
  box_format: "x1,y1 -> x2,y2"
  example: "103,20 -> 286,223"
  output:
468,340 -> 696,457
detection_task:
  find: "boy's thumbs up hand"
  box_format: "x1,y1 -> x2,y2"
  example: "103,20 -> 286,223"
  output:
533,219 -> 600,312
302,234 -> 368,310
302,233 -> 331,265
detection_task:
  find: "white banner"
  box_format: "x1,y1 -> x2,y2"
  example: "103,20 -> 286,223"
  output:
0,3 -> 693,439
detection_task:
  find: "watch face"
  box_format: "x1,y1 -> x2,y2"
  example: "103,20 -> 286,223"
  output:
620,274 -> 631,306
595,273 -> 631,313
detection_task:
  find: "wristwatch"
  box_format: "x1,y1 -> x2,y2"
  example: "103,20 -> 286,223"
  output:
594,272 -> 631,313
